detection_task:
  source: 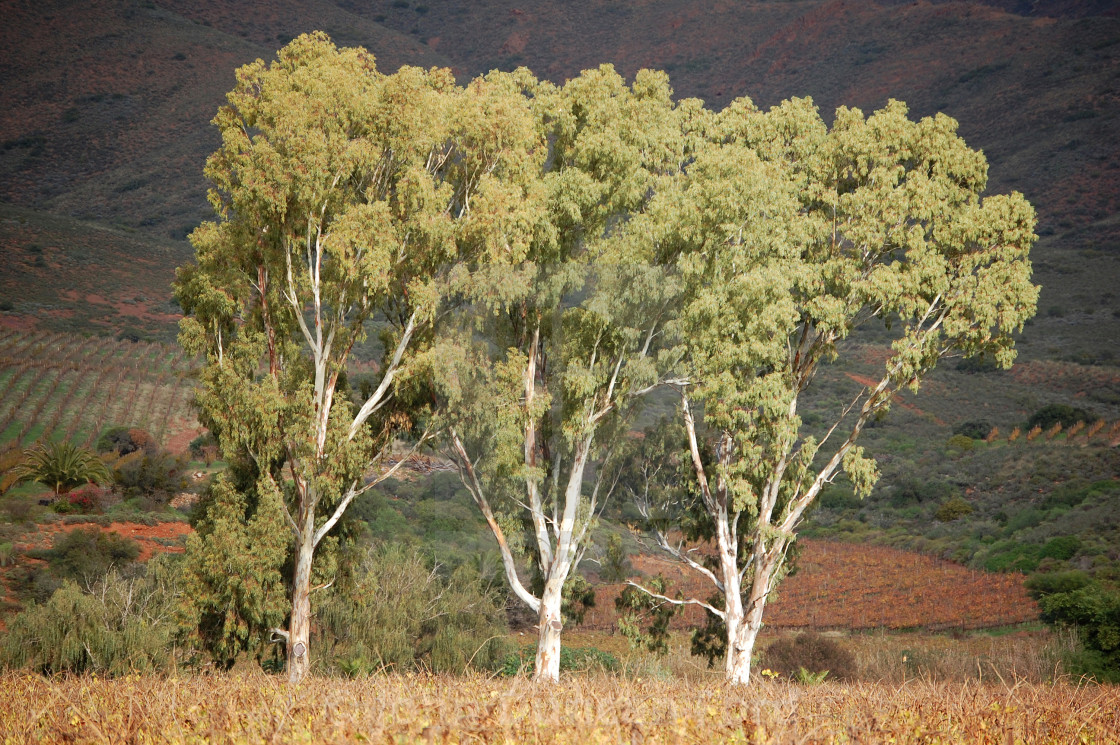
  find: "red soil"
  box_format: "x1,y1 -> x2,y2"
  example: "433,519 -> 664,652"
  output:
15,520 -> 192,563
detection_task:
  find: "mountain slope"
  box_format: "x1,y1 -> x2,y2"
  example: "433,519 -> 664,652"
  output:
0,0 -> 448,240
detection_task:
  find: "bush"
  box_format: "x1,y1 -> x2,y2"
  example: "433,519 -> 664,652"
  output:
982,543 -> 1042,573
1025,570 -> 1091,598
0,541 -> 15,567
28,527 -> 140,585
953,421 -> 992,440
935,495 -> 974,522
760,632 -> 856,681
97,427 -> 157,456
1026,405 -> 1097,432
1038,582 -> 1120,682
956,356 -> 999,374
60,485 -> 109,513
0,558 -> 180,675
316,543 -> 510,675
599,533 -> 632,582
890,478 -> 953,507
1041,535 -> 1082,561
188,431 -> 218,460
112,449 -> 189,498
946,434 -> 975,452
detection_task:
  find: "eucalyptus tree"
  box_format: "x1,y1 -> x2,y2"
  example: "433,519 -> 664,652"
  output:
175,33 -> 545,682
624,97 -> 1039,684
437,66 -> 703,682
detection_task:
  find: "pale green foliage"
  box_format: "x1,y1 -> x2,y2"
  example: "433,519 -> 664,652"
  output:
619,94 -> 1038,681
13,440 -> 112,496
1,557 -> 181,676
633,93 -> 1037,558
435,67 -> 698,645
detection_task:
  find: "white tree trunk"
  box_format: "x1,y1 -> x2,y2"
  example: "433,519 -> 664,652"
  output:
721,565 -> 749,684
727,616 -> 761,686
534,575 -> 565,682
725,557 -> 775,686
287,527 -> 315,684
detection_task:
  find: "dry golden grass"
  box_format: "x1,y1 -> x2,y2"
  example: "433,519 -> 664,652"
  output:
0,671 -> 1117,744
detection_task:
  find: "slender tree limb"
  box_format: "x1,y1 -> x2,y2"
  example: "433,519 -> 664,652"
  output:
347,310 -> 419,441
625,581 -> 726,619
449,429 -> 541,613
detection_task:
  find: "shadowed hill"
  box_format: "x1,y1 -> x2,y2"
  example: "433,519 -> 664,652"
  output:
0,0 -> 1117,358
0,0 -> 448,241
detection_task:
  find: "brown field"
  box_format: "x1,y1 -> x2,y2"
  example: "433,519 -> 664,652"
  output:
0,671 -> 1116,744
584,539 -> 1039,633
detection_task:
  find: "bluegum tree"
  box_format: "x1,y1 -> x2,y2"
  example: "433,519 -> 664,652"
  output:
623,97 -> 1038,684
176,33 -> 545,682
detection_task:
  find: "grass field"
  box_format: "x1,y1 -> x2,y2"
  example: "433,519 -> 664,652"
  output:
0,671 -> 1116,744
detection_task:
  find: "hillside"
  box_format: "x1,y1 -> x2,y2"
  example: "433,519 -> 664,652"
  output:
0,0 -> 448,244
1,0 -> 1117,359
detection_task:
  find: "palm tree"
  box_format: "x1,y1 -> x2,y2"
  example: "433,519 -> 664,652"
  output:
13,441 -> 112,497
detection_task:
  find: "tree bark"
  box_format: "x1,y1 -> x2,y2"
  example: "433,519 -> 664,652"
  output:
287,527 -> 315,684
534,575 -> 565,682
724,555 -> 776,686
727,612 -> 760,686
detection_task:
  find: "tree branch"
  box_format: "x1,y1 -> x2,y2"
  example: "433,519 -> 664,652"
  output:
347,310 -> 419,440
313,427 -> 435,547
449,429 -> 541,613
625,581 -> 726,619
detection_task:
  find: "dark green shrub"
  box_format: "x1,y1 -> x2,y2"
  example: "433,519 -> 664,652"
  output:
177,475 -> 288,669
953,420 -> 992,440
1005,508 -> 1047,533
760,632 -> 856,681
1038,583 -> 1120,682
29,527 -> 140,585
112,449 -> 189,498
1025,570 -> 1091,598
188,431 -> 218,459
982,543 -> 1043,573
956,356 -> 999,374
1041,535 -> 1082,561
890,479 -> 954,507
820,485 -> 861,511
97,426 -> 157,455
316,543 -> 510,675
1026,404 -> 1097,431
